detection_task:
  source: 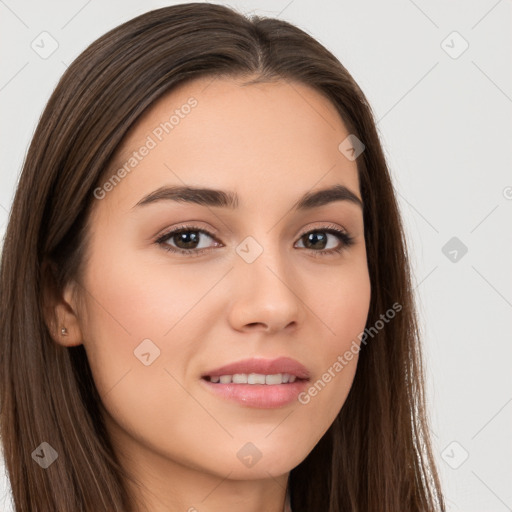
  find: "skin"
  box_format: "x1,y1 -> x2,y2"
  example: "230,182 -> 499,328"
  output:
51,75 -> 371,512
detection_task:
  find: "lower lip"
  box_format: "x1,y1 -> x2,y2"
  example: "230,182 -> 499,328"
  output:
200,378 -> 309,408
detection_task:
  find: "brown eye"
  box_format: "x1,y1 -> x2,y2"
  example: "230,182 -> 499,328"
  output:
155,226 -> 220,255
295,228 -> 354,255
155,224 -> 354,257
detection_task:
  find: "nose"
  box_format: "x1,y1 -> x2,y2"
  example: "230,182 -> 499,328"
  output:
226,243 -> 304,334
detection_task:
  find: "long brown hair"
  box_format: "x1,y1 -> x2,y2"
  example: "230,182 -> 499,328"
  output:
0,3 -> 445,511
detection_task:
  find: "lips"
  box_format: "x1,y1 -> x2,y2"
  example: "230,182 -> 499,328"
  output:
201,356 -> 310,381
200,356 -> 310,408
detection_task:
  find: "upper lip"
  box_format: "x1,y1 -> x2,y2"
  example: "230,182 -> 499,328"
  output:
201,357 -> 310,380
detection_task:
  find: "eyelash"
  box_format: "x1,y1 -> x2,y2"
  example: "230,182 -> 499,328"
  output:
155,223 -> 355,258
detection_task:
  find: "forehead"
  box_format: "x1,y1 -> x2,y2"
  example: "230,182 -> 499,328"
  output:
100,76 -> 360,213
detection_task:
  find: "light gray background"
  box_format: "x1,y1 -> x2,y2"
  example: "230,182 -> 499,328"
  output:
1,1 -> 511,511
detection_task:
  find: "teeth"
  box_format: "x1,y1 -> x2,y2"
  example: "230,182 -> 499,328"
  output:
265,374 -> 282,385
248,373 -> 266,384
208,373 -> 298,384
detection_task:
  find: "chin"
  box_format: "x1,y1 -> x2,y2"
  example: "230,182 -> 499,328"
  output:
222,441 -> 309,479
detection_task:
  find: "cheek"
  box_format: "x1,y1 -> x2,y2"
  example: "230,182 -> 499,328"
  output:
77,241 -> 223,403
307,254 -> 371,352
294,257 -> 371,420
82,255 -> 216,339
78,247 -> 225,466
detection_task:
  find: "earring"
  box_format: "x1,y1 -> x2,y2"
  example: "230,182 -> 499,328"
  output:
61,327 -> 68,336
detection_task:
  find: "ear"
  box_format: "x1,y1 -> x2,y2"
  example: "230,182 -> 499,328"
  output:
41,260 -> 84,347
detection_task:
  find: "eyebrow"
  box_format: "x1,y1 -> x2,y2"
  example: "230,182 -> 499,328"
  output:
132,183 -> 363,211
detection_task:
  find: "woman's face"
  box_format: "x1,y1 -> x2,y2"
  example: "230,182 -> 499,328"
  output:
70,76 -> 370,486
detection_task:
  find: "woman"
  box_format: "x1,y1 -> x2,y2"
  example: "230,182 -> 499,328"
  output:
0,3 -> 446,511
